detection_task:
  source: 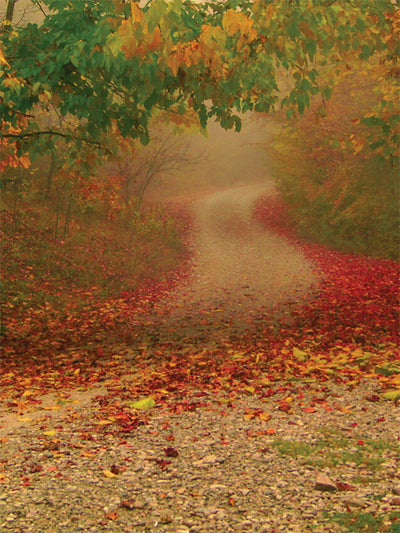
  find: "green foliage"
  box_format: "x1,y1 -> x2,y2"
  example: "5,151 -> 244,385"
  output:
1,0 -> 398,166
273,435 -> 398,471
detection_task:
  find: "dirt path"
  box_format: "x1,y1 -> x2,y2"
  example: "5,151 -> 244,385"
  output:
162,183 -> 316,314
146,119 -> 318,344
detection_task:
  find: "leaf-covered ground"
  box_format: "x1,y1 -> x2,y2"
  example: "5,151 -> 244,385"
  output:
1,190 -> 399,425
1,187 -> 399,533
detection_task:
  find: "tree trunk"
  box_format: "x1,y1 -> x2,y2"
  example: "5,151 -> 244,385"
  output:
5,0 -> 16,22
63,194 -> 73,237
44,152 -> 56,199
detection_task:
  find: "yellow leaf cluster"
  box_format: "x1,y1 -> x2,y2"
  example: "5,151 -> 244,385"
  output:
222,10 -> 257,41
116,2 -> 164,60
0,46 -> 9,66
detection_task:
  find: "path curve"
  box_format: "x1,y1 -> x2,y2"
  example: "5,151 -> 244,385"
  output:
146,118 -> 319,343
163,183 -> 317,315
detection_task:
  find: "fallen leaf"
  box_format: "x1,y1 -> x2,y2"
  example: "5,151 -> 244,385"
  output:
315,473 -> 337,491
164,447 -> 179,457
103,469 -> 117,478
129,397 -> 156,410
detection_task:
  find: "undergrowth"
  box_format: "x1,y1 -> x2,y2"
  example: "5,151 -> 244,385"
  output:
0,189 -> 191,336
267,73 -> 399,260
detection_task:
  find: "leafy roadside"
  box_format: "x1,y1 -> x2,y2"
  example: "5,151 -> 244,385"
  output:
1,191 -> 399,425
254,193 -> 400,400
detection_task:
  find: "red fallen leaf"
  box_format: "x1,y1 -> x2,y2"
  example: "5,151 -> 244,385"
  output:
164,447 -> 179,457
357,439 -> 364,446
336,482 -> 357,491
29,463 -> 43,473
155,459 -> 171,469
376,417 -> 385,423
278,402 -> 291,412
120,500 -> 136,510
303,407 -> 316,413
110,464 -> 121,475
105,511 -> 118,520
145,458 -> 172,469
365,394 -> 381,402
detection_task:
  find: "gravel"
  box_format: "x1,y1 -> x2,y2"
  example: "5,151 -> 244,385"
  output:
0,381 -> 399,532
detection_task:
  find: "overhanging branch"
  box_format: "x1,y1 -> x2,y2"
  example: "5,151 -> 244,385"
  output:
0,130 -> 111,153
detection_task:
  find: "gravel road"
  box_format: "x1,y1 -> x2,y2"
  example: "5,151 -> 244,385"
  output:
164,182 -> 317,314
151,118 -> 318,343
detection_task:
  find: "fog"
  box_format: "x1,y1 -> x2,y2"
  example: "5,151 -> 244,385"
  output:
146,116 -> 318,344
148,115 -> 277,201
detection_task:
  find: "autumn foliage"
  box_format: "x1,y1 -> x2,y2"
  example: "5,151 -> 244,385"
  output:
268,65 -> 399,259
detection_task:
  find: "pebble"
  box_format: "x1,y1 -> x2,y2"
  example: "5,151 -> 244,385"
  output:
0,381 -> 398,532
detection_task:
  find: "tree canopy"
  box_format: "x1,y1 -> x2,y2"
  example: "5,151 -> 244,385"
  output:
0,0 -> 399,168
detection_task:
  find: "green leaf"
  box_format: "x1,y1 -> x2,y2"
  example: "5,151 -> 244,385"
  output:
306,39 -> 317,59
145,0 -> 169,31
382,390 -> 400,401
129,396 -> 156,409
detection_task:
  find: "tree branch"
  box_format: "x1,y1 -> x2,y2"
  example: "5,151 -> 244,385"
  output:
1,130 -> 111,152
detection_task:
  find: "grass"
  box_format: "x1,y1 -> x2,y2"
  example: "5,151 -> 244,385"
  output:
273,435 -> 398,471
273,435 -> 400,532
326,511 -> 400,533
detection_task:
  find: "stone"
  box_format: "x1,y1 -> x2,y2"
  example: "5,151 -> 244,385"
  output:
315,473 -> 337,491
344,498 -> 366,508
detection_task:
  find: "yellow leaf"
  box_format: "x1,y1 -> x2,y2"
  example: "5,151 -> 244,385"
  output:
103,469 -> 117,478
0,47 -> 9,66
130,0 -> 143,23
244,386 -> 255,394
43,430 -> 56,436
96,419 -> 113,425
382,389 -> 400,401
293,347 -> 308,362
129,397 -> 155,410
17,417 -> 32,422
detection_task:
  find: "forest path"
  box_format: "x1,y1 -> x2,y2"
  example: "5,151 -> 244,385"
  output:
144,119 -> 319,344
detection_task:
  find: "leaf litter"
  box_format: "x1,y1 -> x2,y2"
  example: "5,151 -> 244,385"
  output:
0,189 -> 399,531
